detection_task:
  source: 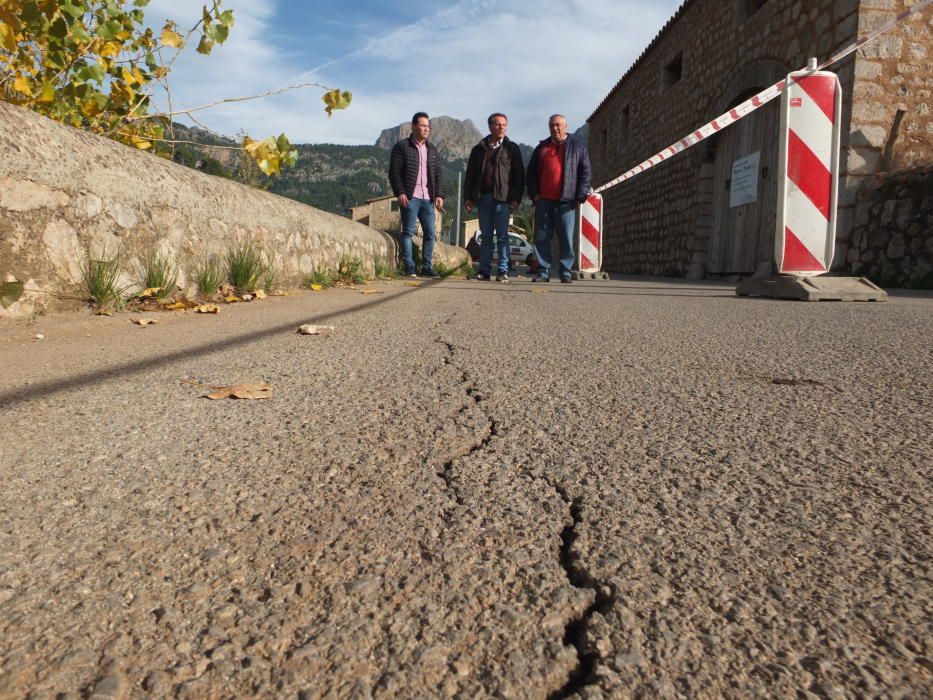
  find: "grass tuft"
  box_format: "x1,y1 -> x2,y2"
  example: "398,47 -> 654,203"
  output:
82,248 -> 128,308
134,245 -> 178,298
336,255 -> 365,285
374,256 -> 397,280
226,239 -> 266,292
194,256 -> 224,296
433,260 -> 472,278
262,259 -> 279,292
304,269 -> 334,288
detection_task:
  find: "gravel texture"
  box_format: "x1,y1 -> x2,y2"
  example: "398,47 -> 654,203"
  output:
0,276 -> 930,699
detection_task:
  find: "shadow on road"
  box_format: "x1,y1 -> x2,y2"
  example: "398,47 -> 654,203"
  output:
434,281 -> 736,298
0,281 -> 439,407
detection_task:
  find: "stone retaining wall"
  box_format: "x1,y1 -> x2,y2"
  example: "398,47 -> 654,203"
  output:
844,164 -> 933,289
0,102 -> 467,319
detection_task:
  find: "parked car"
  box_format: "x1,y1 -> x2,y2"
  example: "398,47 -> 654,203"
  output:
466,231 -> 535,264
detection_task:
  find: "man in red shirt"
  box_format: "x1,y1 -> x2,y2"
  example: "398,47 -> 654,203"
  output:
526,115 -> 592,283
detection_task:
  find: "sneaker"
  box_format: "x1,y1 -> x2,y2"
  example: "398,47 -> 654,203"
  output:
472,272 -> 491,281
531,275 -> 550,283
406,272 -> 417,278
419,268 -> 440,278
496,273 -> 510,283
560,276 -> 573,284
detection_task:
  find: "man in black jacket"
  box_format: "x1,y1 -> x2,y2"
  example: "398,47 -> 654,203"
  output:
463,113 -> 525,282
388,112 -> 445,277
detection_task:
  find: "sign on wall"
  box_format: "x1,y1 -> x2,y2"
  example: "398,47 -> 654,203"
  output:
729,152 -> 760,208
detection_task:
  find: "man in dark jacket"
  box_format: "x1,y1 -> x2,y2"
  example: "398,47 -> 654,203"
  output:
388,112 -> 446,277
526,114 -> 592,283
463,113 -> 525,283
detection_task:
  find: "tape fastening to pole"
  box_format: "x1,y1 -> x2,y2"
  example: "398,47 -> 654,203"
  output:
592,0 -> 932,195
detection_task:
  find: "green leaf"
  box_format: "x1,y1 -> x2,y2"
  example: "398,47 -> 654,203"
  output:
204,22 -> 228,43
50,16 -> 68,39
37,82 -> 56,102
61,2 -> 85,19
196,35 -> 214,55
77,63 -> 105,83
134,0 -> 151,6
96,19 -> 122,40
218,10 -> 234,28
71,24 -> 92,42
0,281 -> 24,309
20,3 -> 42,23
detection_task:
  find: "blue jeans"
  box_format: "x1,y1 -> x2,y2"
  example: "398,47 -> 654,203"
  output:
400,197 -> 436,273
533,198 -> 576,279
477,193 -> 511,275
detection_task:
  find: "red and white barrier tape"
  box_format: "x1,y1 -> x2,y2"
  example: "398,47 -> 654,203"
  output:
593,0 -> 932,195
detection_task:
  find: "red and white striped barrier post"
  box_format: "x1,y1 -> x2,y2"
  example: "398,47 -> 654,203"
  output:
576,192 -> 604,277
775,63 -> 841,275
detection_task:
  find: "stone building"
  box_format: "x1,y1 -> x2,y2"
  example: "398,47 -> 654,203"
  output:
350,194 -> 444,237
587,0 -> 931,284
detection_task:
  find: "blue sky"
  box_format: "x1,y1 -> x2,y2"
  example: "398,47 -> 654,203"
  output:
146,0 -> 684,146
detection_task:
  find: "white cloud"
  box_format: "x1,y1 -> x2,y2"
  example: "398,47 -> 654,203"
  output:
142,0 -> 683,146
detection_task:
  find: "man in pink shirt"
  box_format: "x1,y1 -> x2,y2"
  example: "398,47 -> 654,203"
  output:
388,112 -> 446,277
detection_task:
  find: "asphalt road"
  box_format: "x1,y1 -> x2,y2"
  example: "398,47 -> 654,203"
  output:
1,276 -> 930,699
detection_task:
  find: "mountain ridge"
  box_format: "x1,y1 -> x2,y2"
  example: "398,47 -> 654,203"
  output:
168,118 -> 588,216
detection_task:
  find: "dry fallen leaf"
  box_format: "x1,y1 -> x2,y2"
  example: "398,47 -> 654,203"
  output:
35,333 -> 45,340
254,289 -> 267,300
204,383 -> 273,400
404,281 -> 422,287
219,283 -> 235,296
162,298 -> 198,310
309,284 -> 323,291
224,295 -> 241,303
241,294 -> 254,302
360,289 -> 383,295
138,287 -> 162,298
297,324 -> 334,335
270,290 -> 288,297
131,318 -> 158,326
196,304 -> 220,314
530,289 -> 550,293
95,309 -> 113,316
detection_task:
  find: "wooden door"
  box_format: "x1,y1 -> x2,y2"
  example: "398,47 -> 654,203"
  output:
707,97 -> 780,275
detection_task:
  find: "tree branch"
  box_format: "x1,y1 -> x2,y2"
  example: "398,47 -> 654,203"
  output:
114,131 -> 243,150
132,82 -> 335,121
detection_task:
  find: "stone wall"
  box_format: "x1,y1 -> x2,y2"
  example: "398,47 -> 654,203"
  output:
844,164 -> 933,288
588,0 -> 930,279
350,195 -> 444,238
846,0 -> 933,223
0,102 -> 467,319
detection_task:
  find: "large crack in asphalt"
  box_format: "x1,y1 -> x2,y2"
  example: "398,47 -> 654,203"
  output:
550,491 -> 614,698
431,334 -> 498,510
522,473 -> 616,699
433,323 -> 613,697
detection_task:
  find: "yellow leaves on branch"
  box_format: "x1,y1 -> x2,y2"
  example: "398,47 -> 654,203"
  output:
322,89 -> 352,117
1,1 -> 352,179
160,23 -> 185,49
242,133 -> 297,177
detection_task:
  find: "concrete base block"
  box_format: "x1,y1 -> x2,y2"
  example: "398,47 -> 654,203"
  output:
735,275 -> 888,301
573,270 -> 610,281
